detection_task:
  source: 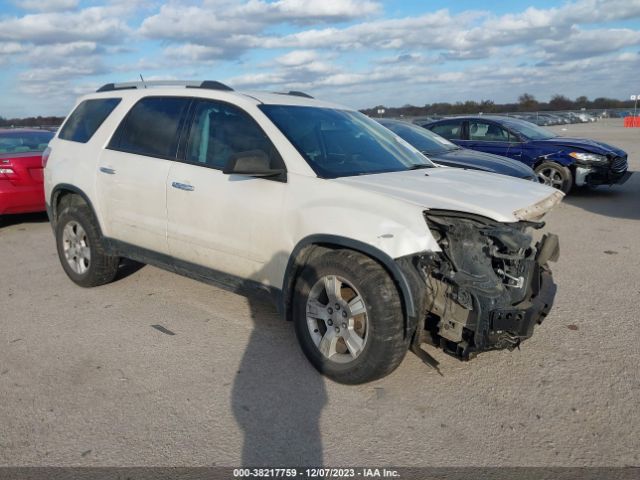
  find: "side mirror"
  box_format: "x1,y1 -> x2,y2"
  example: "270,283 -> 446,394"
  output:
223,150 -> 286,180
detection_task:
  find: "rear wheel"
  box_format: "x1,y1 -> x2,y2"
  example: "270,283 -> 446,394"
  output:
55,196 -> 119,287
293,249 -> 409,384
535,161 -> 573,193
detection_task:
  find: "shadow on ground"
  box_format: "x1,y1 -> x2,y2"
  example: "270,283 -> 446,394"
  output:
0,211 -> 49,229
232,253 -> 327,467
564,173 -> 640,220
114,259 -> 146,281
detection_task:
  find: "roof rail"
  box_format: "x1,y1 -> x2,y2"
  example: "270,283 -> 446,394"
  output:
271,90 -> 314,99
286,90 -> 314,99
96,80 -> 233,93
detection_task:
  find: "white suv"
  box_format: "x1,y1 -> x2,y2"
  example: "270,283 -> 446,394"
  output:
44,81 -> 563,384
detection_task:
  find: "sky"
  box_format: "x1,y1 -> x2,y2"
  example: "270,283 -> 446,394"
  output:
1,0 -> 640,117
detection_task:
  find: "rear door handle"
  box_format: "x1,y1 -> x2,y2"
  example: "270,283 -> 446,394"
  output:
99,167 -> 116,175
171,181 -> 194,192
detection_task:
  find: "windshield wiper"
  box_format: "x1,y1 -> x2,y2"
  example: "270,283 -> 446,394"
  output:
407,164 -> 433,170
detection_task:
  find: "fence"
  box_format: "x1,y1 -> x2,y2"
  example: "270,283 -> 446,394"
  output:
623,116 -> 640,127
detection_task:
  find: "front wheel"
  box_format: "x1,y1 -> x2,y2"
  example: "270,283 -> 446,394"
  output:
293,249 -> 410,384
535,161 -> 573,193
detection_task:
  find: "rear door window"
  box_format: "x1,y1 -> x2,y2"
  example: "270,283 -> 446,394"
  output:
58,98 -> 121,143
429,120 -> 463,140
108,97 -> 191,159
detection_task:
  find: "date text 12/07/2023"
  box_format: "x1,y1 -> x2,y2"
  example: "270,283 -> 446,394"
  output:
233,468 -> 400,478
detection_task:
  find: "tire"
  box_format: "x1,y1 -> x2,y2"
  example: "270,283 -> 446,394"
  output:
55,196 -> 119,288
293,249 -> 410,384
535,161 -> 573,194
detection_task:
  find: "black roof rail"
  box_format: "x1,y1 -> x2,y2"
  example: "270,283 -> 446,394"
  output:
195,80 -> 233,91
96,83 -> 135,92
96,80 -> 233,93
286,91 -> 314,99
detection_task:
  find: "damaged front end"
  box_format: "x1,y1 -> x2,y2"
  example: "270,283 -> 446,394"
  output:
406,210 -> 559,360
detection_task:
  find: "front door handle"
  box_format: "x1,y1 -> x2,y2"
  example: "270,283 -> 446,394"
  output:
171,181 -> 194,192
99,167 -> 116,175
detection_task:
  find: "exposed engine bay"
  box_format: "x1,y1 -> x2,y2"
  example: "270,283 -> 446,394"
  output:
407,210 -> 559,360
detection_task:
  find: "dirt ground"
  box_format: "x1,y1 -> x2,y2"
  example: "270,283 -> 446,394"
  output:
1,119 -> 638,467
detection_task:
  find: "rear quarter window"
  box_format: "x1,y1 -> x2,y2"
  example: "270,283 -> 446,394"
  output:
58,98 -> 121,143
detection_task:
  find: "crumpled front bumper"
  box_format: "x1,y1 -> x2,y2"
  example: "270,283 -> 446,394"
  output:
482,261 -> 557,353
404,213 -> 561,360
575,157 -> 632,187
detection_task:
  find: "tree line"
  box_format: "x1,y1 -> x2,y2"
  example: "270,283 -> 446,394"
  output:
0,115 -> 65,128
360,94 -> 636,117
0,94 -> 635,126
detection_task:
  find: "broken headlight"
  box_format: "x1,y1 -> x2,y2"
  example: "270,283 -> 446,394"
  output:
424,211 -> 536,297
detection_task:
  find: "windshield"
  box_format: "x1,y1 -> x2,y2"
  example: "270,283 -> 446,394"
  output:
379,121 -> 459,154
259,105 -> 435,178
0,130 -> 54,154
506,120 -> 557,140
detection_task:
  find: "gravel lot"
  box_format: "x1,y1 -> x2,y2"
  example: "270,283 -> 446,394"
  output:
1,119 -> 638,467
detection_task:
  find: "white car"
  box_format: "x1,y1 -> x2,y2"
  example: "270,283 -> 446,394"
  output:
44,81 -> 563,384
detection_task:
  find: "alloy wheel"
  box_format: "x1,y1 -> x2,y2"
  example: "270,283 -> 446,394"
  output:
306,275 -> 369,363
62,221 -> 91,274
537,167 -> 565,189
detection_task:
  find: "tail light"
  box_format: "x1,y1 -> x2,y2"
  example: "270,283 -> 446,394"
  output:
42,146 -> 51,168
0,167 -> 15,180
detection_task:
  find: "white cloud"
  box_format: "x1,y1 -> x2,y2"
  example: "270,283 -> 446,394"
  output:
26,41 -> 100,63
163,44 -> 225,62
274,50 -> 323,66
232,0 -> 381,23
140,0 -> 382,59
12,0 -> 79,12
0,42 -> 26,55
3,0 -> 640,116
537,28 -> 640,60
0,7 -> 131,44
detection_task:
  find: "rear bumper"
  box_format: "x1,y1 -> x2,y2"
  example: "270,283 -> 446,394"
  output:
0,180 -> 45,215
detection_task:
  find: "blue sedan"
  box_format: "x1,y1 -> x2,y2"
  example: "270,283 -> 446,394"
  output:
423,115 -> 631,193
377,119 -> 537,181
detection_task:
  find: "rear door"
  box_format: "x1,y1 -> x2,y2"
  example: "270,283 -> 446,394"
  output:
166,98 -> 286,281
96,96 -> 191,254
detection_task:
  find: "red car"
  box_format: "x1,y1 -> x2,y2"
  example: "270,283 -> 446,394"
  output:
0,128 -> 54,216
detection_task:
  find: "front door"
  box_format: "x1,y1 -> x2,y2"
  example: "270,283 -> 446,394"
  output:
166,99 -> 286,284
461,120 -> 522,161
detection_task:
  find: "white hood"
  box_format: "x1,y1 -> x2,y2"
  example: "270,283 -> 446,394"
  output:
334,167 -> 564,222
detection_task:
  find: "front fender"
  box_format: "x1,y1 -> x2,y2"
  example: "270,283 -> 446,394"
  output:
280,234 -> 426,339
532,149 -> 576,168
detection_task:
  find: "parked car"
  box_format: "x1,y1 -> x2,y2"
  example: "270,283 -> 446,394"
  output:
423,115 -> 631,193
377,119 -> 537,181
45,81 -> 562,384
0,128 -> 54,217
574,112 -> 595,123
